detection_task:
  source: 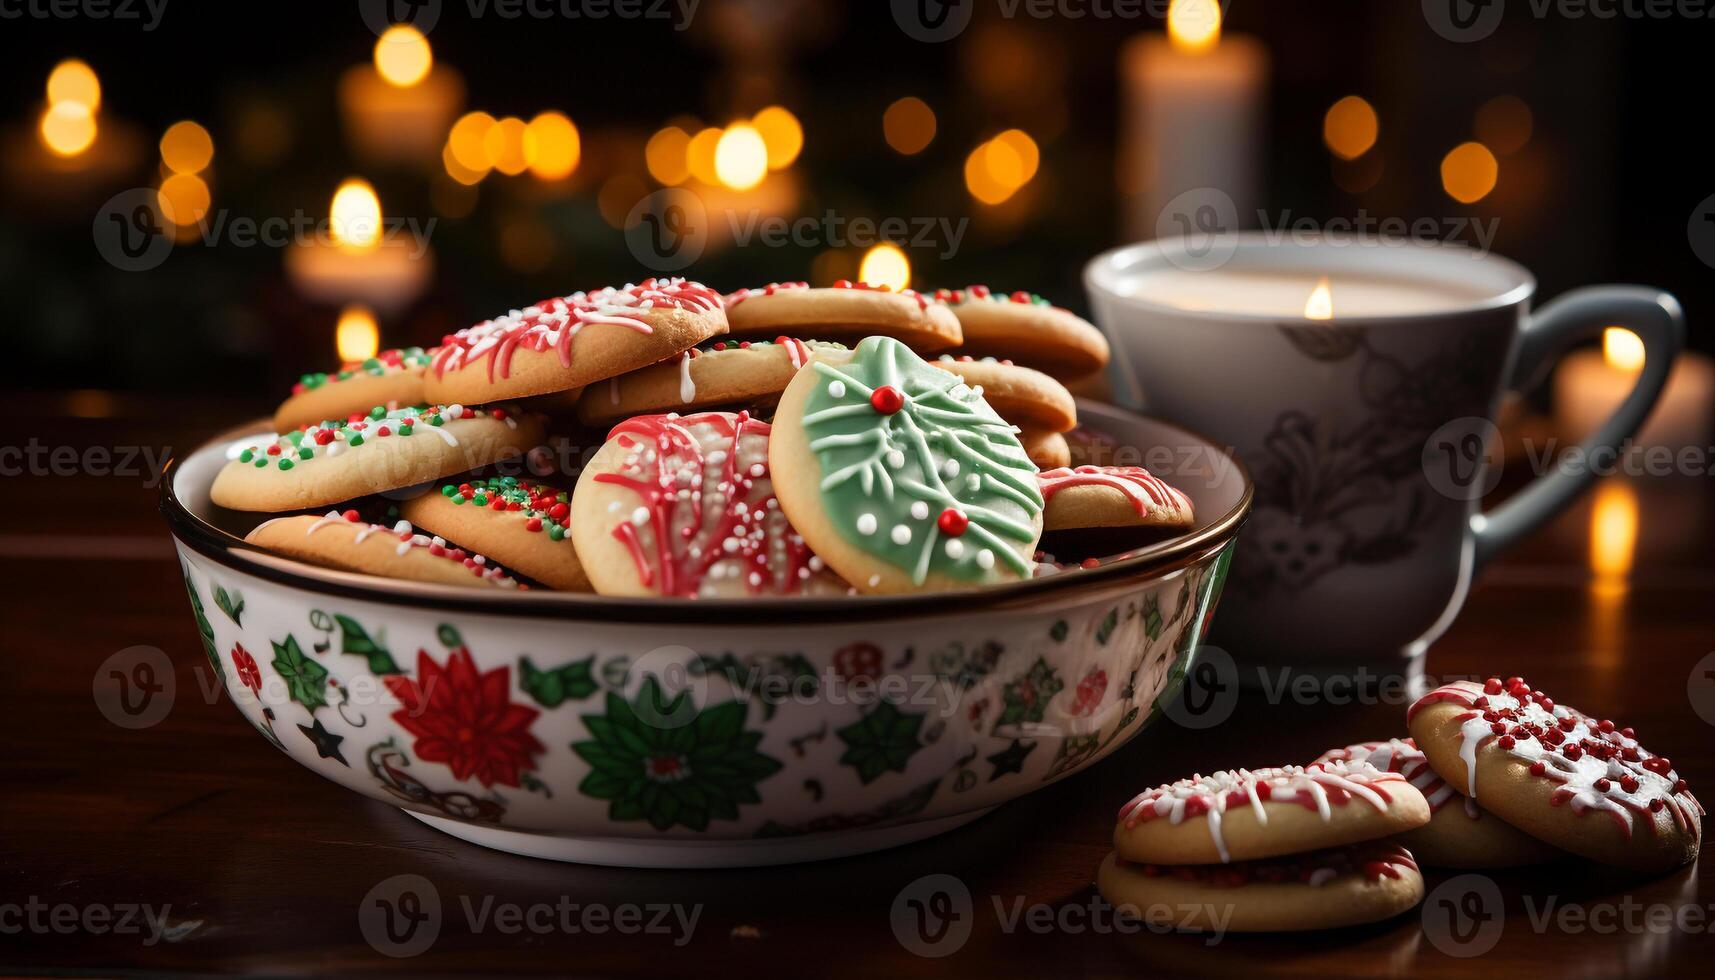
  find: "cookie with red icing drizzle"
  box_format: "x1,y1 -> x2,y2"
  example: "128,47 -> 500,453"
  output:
933,285 -> 1110,380
246,511 -> 522,589
723,281 -> 962,352
1096,841 -> 1424,932
577,337 -> 847,425
1315,739 -> 1562,869
1114,760 -> 1430,864
569,411 -> 847,598
424,278 -> 726,404
1408,676 -> 1703,872
1039,465 -> 1194,531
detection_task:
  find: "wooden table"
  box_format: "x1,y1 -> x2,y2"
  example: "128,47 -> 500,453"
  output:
4,395 -> 1712,977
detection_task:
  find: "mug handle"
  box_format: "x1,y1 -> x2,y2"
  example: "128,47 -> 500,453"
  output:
1470,286 -> 1684,568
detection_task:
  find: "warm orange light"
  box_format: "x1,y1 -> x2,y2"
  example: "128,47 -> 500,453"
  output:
714,123 -> 768,190
751,106 -> 803,170
1167,0 -> 1222,54
526,111 -> 580,180
1589,479 -> 1638,586
1323,96 -> 1378,161
1441,142 -> 1499,204
858,243 -> 911,292
40,101 -> 97,157
964,142 -> 1015,206
157,173 -> 211,227
883,97 -> 936,155
646,126 -> 692,185
447,112 -> 496,174
685,127 -> 723,185
442,140 -> 488,185
374,25 -> 433,87
484,117 -> 530,176
336,306 -> 381,362
993,129 -> 1039,183
1303,277 -> 1334,320
330,178 -> 383,252
1475,95 -> 1533,156
1603,327 -> 1645,372
47,59 -> 100,111
160,120 -> 214,174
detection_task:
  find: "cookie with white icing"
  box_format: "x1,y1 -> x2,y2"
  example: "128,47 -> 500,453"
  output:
724,281 -> 962,352
768,336 -> 1045,594
273,347 -> 433,432
577,337 -> 847,425
398,477 -> 589,592
246,511 -> 521,589
1407,676 -> 1703,872
1018,428 -> 1070,470
928,356 -> 1078,432
1039,465 -> 1194,531
211,404 -> 543,512
1315,739 -> 1562,869
569,411 -> 846,598
934,286 -> 1110,380
1114,761 -> 1431,865
423,278 -> 727,405
1096,842 -> 1423,933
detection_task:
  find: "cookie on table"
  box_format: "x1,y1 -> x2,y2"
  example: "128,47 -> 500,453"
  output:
399,477 -> 589,592
211,404 -> 543,512
1314,738 -> 1561,869
934,286 -> 1110,380
1114,761 -> 1431,864
570,411 -> 847,598
724,281 -> 962,352
1407,676 -> 1703,873
929,356 -> 1078,432
1096,843 -> 1423,933
578,337 -> 847,425
1018,428 -> 1069,470
246,511 -> 521,589
424,278 -> 726,405
768,335 -> 1045,593
1039,465 -> 1194,531
273,347 -> 434,432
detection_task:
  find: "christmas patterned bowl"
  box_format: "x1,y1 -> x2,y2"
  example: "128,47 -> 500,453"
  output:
160,401 -> 1251,867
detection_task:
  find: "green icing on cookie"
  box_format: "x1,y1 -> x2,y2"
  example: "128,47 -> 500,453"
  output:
800,335 -> 1042,584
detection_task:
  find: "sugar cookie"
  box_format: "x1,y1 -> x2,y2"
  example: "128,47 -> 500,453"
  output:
273,347 -> 433,432
246,511 -> 521,589
929,356 -> 1078,432
398,477 -> 589,591
1018,428 -> 1070,469
724,281 -> 961,351
570,411 -> 846,598
1039,465 -> 1194,531
577,337 -> 847,425
1114,761 -> 1431,865
934,285 -> 1110,379
424,279 -> 726,405
768,336 -> 1045,593
211,404 -> 543,513
1096,843 -> 1423,933
1407,676 -> 1703,872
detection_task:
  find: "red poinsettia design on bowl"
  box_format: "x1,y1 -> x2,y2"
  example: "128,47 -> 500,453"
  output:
384,646 -> 545,788
1071,669 -> 1108,717
230,643 -> 261,694
834,643 -> 885,683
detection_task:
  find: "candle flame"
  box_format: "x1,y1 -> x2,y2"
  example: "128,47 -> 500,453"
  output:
1167,0 -> 1222,54
1589,479 -> 1637,593
336,306 -> 380,363
1602,327 -> 1645,372
330,178 -> 382,253
1303,277 -> 1334,320
859,243 -> 911,292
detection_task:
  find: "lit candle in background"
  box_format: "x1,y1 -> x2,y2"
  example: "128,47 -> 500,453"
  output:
7,58 -> 142,198
1303,277 -> 1333,320
339,26 -> 464,165
1120,0 -> 1268,239
1555,327 -> 1715,452
858,243 -> 912,292
335,305 -> 381,363
285,178 -> 433,314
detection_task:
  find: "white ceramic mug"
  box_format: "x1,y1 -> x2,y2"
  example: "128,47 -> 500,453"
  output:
1085,235 -> 1683,675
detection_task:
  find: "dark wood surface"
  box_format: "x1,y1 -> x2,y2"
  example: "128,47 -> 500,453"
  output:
3,394 -> 1712,978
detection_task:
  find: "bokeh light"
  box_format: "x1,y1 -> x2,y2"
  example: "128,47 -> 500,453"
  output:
883,97 -> 936,155
1323,95 -> 1378,161
526,111 -> 580,180
160,121 -> 214,174
646,126 -> 691,185
751,106 -> 803,170
993,129 -> 1039,182
47,59 -> 100,111
1603,327 -> 1645,372
40,101 -> 97,157
1440,141 -> 1499,203
859,243 -> 911,292
157,173 -> 211,227
330,178 -> 383,251
448,112 -> 496,173
714,124 -> 769,190
686,127 -> 723,185
1475,95 -> 1533,155
374,25 -> 433,87
1167,0 -> 1222,54
484,117 -> 531,176
336,306 -> 380,362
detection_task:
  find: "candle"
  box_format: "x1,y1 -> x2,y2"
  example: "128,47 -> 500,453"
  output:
1555,328 -> 1714,452
338,27 -> 463,165
1115,267 -> 1492,317
1120,0 -> 1268,239
285,178 -> 432,314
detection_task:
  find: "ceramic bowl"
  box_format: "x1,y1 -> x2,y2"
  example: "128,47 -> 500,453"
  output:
160,401 -> 1251,867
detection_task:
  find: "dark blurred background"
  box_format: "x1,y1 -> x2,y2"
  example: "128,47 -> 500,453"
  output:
1,0 -> 1709,403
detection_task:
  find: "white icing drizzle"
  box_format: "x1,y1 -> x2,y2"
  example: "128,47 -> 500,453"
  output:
1316,738 -> 1472,817
678,352 -> 697,403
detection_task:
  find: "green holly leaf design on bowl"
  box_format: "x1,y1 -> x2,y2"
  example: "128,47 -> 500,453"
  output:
572,676 -> 782,832
836,699 -> 927,785
335,614 -> 400,674
996,657 -> 1064,728
183,572 -> 225,687
271,635 -> 328,711
520,655 -> 598,708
